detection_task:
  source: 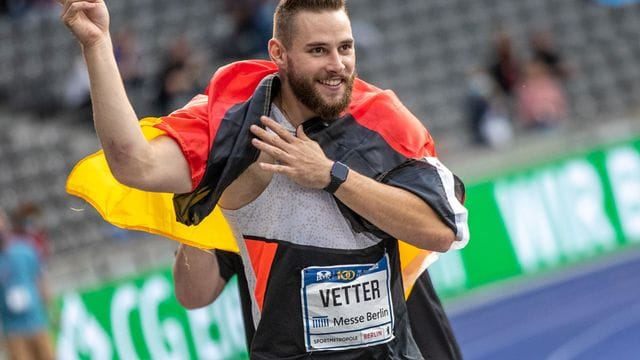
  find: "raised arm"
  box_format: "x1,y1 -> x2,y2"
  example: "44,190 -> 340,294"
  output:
61,0 -> 192,193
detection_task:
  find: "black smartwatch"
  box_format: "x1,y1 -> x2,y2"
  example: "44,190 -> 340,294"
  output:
324,161 -> 349,194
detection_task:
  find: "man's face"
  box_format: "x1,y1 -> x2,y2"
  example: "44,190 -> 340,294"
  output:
282,10 -> 356,119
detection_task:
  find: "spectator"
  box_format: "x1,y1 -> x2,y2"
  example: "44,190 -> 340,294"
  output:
154,38 -> 203,114
488,31 -> 522,98
114,27 -> 144,91
219,0 -> 276,59
466,68 -> 493,144
465,68 -> 513,147
62,54 -> 92,122
516,59 -> 568,131
530,30 -> 572,81
0,207 -> 54,360
11,202 -> 50,262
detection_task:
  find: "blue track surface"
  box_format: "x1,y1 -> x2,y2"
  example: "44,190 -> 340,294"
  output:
449,251 -> 640,360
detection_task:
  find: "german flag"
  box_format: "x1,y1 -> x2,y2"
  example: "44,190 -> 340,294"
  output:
66,60 -> 468,298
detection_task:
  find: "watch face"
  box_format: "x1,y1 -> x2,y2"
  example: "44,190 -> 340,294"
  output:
333,162 -> 349,181
325,161 -> 349,193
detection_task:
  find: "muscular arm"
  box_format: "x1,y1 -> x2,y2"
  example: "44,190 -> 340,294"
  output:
334,172 -> 455,252
84,41 -> 192,193
62,0 -> 192,193
173,245 -> 227,309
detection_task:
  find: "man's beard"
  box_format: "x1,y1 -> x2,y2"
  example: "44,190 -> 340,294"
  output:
286,60 -> 355,120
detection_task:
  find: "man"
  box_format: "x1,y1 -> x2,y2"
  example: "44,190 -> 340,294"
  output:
62,0 -> 468,358
0,208 -> 54,360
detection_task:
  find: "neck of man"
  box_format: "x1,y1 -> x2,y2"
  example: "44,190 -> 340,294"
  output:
275,86 -> 315,129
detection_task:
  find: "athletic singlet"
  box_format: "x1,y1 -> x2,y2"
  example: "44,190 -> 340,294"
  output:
220,106 -> 422,359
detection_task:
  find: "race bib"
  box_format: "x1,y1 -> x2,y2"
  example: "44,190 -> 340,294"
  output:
301,254 -> 394,351
6,286 -> 32,314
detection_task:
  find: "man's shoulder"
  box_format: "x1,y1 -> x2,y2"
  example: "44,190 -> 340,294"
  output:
204,60 -> 278,105
349,79 -> 436,158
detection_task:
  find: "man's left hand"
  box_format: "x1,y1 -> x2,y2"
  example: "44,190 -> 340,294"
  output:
250,116 -> 333,189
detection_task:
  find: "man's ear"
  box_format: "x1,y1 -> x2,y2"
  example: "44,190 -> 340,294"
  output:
269,38 -> 286,67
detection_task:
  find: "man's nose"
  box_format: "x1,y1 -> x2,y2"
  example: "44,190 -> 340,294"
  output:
326,50 -> 346,74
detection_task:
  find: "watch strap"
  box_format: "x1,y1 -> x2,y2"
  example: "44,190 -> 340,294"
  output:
324,161 -> 349,194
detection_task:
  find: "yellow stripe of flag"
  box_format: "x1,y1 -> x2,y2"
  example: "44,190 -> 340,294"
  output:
65,118 -> 238,252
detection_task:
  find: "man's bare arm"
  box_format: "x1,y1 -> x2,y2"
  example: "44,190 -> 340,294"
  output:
333,171 -> 455,252
61,0 -> 192,193
173,245 -> 227,309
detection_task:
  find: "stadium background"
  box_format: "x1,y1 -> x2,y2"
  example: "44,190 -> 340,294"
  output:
1,0 -> 640,358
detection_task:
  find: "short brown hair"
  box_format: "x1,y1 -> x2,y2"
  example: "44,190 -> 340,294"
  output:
273,0 -> 348,48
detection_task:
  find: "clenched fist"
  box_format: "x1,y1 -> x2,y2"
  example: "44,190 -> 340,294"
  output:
60,0 -> 110,48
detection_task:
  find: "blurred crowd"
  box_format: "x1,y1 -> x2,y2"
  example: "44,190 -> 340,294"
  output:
1,1 -> 577,146
0,1 -> 596,154
61,30 -> 211,122
465,29 -> 572,148
2,0 -> 279,122
3,4 -> 576,152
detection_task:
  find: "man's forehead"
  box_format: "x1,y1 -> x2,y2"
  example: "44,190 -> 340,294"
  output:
291,9 -> 353,45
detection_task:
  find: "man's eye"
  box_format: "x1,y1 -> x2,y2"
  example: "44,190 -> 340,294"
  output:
311,48 -> 326,54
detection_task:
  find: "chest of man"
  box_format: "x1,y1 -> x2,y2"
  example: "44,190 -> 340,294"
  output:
220,172 -> 407,356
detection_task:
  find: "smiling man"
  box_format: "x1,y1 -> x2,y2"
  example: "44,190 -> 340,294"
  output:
62,0 -> 468,358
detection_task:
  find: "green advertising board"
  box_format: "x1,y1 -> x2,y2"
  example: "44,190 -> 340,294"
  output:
430,136 -> 640,298
55,270 -> 248,360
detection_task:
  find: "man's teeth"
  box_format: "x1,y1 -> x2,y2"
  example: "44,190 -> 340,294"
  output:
320,79 -> 342,86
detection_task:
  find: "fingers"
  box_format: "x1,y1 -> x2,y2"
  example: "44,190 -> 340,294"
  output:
251,136 -> 293,163
260,116 -> 297,142
257,162 -> 290,175
60,0 -> 98,13
250,124 -> 278,145
61,0 -> 101,25
60,0 -> 100,5
61,0 -> 97,25
250,118 -> 294,151
62,1 -> 95,15
250,117 -> 296,163
250,121 -> 290,159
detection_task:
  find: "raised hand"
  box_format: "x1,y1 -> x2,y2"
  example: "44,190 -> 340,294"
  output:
60,0 -> 110,48
250,116 -> 334,190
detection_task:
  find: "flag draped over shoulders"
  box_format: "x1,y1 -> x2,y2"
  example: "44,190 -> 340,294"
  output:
66,60 -> 445,297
